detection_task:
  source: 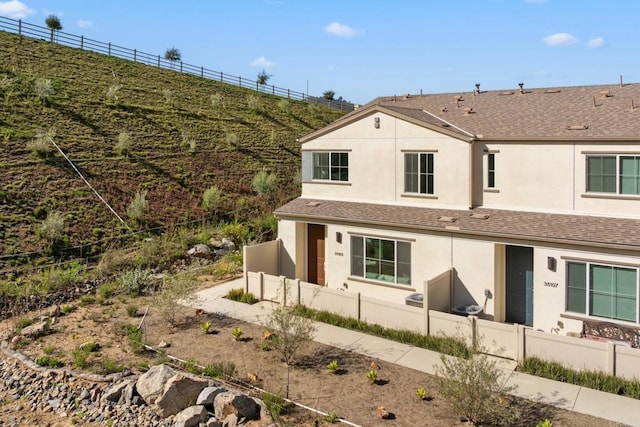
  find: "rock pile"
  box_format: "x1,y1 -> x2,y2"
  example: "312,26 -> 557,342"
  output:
0,348 -> 275,427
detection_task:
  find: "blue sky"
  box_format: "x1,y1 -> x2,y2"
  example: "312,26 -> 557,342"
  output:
1,0 -> 638,104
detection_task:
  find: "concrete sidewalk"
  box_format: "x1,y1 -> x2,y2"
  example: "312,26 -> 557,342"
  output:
192,278 -> 640,426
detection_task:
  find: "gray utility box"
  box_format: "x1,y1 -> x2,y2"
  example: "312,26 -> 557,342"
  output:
451,304 -> 483,317
405,293 -> 424,308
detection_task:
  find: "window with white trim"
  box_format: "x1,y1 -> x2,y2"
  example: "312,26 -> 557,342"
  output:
350,235 -> 411,285
487,153 -> 496,188
566,261 -> 639,323
586,155 -> 640,195
404,153 -> 434,194
313,152 -> 349,182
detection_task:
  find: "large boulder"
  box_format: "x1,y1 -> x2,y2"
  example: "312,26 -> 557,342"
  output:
155,374 -> 209,417
136,364 -> 177,404
20,320 -> 49,338
101,379 -> 135,403
197,386 -> 227,410
214,392 -> 260,421
188,244 -> 212,258
173,405 -> 208,427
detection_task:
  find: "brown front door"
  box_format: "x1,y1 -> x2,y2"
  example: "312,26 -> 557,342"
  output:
307,224 -> 325,285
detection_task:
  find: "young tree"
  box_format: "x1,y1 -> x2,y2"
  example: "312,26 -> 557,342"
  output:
164,47 -> 181,68
45,14 -> 62,42
202,185 -> 223,224
261,281 -> 316,398
251,169 -> 278,206
127,190 -> 148,224
257,69 -> 272,85
323,90 -> 336,101
34,78 -> 54,105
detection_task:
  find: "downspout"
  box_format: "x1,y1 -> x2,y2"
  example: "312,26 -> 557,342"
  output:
421,109 -> 476,208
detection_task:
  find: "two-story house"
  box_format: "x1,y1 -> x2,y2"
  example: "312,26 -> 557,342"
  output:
273,82 -> 640,335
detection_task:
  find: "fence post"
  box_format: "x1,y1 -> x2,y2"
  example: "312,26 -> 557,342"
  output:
201,66 -> 203,78
287,89 -> 290,99
259,272 -> 265,301
158,55 -> 160,67
517,324 -> 526,363
80,35 -> 83,49
133,49 -> 136,62
180,61 -> 183,72
18,19 -> 22,35
108,42 -> 111,56
220,71 -> 223,82
239,76 -> 242,87
607,342 -> 616,376
272,85 -> 275,95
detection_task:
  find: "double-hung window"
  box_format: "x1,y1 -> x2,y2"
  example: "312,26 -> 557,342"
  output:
404,152 -> 434,194
313,152 -> 349,182
350,235 -> 411,285
487,153 -> 496,188
586,155 -> 640,195
566,261 -> 639,323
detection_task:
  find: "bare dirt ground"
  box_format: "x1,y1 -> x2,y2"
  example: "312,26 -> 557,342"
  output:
0,276 -> 631,427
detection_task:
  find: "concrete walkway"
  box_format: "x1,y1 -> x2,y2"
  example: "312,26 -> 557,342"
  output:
192,278 -> 640,426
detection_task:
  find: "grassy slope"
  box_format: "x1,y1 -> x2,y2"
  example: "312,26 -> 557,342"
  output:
0,31 -> 344,266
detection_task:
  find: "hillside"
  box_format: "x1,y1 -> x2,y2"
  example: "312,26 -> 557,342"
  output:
0,31 -> 345,268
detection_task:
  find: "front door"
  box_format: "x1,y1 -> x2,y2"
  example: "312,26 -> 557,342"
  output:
307,224 -> 325,285
505,245 -> 534,326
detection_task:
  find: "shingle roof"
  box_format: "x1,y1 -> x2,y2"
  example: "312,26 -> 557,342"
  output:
275,198 -> 640,251
317,83 -> 640,140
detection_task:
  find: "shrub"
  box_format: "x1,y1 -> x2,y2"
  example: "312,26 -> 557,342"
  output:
240,292 -> 257,304
123,324 -> 144,354
27,128 -> 56,157
202,186 -> 223,216
36,355 -> 63,368
326,360 -> 338,374
277,99 -> 290,113
127,190 -> 148,224
184,358 -> 201,374
126,304 -> 139,317
106,84 -> 122,104
201,321 -> 212,334
37,210 -> 65,245
251,170 -> 277,200
435,351 -> 518,426
114,131 -> 132,156
43,344 -> 56,355
163,89 -> 175,106
119,267 -> 152,296
246,94 -> 260,110
101,358 -> 125,374
224,131 -> 238,147
72,346 -> 89,368
97,281 -> 118,300
416,387 -> 427,400
61,304 -> 75,315
324,412 -> 340,423
203,362 -> 235,378
232,327 -> 243,341
262,392 -> 283,419
155,276 -> 199,327
34,77 -> 54,104
220,222 -> 250,246
79,295 -> 96,306
367,369 -> 378,385
209,93 -> 223,108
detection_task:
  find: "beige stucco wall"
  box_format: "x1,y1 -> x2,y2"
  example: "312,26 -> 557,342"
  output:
301,112 -> 472,209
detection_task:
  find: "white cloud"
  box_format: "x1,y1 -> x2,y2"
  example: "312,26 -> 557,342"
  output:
0,0 -> 35,18
77,19 -> 93,29
542,32 -> 577,46
250,56 -> 275,69
325,22 -> 357,37
587,37 -> 605,48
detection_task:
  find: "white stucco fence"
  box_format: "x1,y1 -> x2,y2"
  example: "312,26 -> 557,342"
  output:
243,271 -> 640,380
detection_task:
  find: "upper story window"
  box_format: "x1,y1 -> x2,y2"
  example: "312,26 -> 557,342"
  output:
586,155 -> 640,195
313,152 -> 349,182
350,235 -> 411,285
566,261 -> 639,323
404,153 -> 434,195
487,153 -> 496,188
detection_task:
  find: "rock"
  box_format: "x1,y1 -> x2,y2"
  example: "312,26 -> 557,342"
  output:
158,340 -> 170,348
155,374 -> 208,417
222,413 -> 239,427
20,320 -> 49,338
188,244 -> 212,258
214,392 -> 261,421
45,305 -> 61,318
207,419 -> 223,427
136,364 -> 177,405
173,405 -> 208,427
209,238 -> 224,249
222,238 -> 236,251
376,406 -> 394,419
102,379 -> 135,403
196,386 -> 227,410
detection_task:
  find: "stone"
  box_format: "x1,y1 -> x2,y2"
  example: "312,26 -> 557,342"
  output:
173,405 -> 208,427
188,244 -> 212,258
20,320 -> 49,338
222,413 -> 238,427
209,238 -> 224,249
376,406 -> 393,419
102,379 -> 135,403
196,386 -> 227,410
155,374 -> 208,417
136,364 -> 177,405
158,340 -> 170,348
214,392 -> 260,421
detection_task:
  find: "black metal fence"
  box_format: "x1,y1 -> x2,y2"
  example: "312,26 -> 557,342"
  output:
0,15 -> 354,111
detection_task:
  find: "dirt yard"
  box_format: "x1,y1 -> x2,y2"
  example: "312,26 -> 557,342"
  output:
0,276 -> 631,427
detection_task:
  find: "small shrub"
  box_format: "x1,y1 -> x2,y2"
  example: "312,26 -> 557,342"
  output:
72,346 -> 89,368
60,304 -> 75,315
251,169 -> 277,199
260,341 -> 271,351
106,84 -> 122,104
326,360 -> 338,374
201,321 -> 212,334
126,304 -> 138,317
232,327 -> 243,341
224,131 -> 238,147
36,355 -> 63,368
181,131 -> 196,153
163,88 -> 175,106
97,281 -> 118,300
263,392 -> 283,418
43,344 -> 55,355
119,268 -> 152,296
79,295 -> 96,306
184,358 -> 200,374
324,412 -> 340,423
27,128 -> 56,157
416,387 -> 427,400
277,99 -> 290,113
127,190 -> 149,224
114,131 -> 132,156
367,369 -> 378,385
246,94 -> 260,110
226,288 -> 244,301
220,222 -> 251,247
15,317 -> 33,333
123,324 -> 144,354
537,420 -> 553,427
203,362 -> 235,379
240,292 -> 257,304
209,93 -> 223,108
101,358 -> 125,374
34,77 -> 54,104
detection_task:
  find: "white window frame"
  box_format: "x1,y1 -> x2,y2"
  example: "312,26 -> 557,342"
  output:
404,152 -> 434,195
350,235 -> 411,286
586,154 -> 640,195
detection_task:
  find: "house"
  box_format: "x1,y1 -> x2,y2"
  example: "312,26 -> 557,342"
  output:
271,82 -> 640,337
